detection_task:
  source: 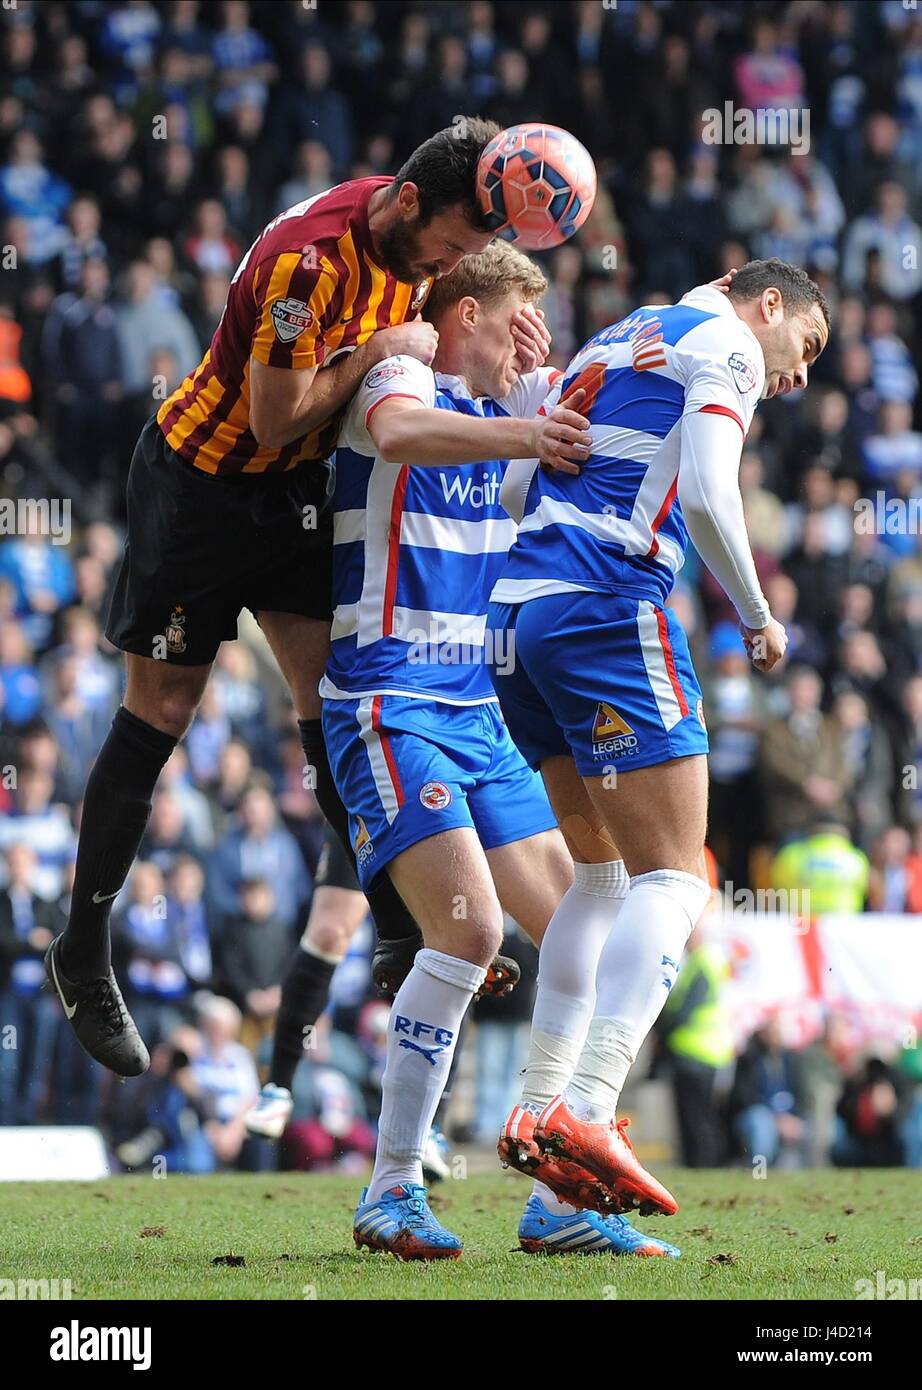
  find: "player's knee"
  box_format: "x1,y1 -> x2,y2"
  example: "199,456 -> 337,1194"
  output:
154,691 -> 201,737
125,662 -> 206,738
305,910 -> 353,959
450,913 -> 504,968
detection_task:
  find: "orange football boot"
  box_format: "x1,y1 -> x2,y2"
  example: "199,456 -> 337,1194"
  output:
498,1103 -> 604,1206
535,1095 -> 679,1217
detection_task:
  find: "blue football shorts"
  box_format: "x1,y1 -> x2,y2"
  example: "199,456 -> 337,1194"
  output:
486,590 -> 709,778
322,694 -> 557,889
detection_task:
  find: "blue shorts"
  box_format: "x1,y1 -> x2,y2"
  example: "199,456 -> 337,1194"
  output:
321,695 -> 557,890
487,591 -> 708,778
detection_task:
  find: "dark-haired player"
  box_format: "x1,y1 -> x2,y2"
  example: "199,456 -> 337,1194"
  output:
46,121 -> 559,1074
489,259 -> 829,1218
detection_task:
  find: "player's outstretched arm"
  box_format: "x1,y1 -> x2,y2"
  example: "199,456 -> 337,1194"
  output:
367,390 -> 591,473
249,319 -> 440,451
677,407 -> 787,672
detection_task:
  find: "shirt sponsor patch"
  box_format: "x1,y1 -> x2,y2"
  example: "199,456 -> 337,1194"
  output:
271,297 -> 314,343
728,351 -> 757,393
365,363 -> 411,390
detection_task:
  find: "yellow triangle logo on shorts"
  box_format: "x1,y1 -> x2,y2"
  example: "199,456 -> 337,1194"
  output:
353,817 -> 370,852
593,701 -> 633,740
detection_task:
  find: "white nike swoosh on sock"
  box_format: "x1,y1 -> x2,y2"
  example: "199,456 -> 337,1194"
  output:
50,947 -> 78,1019
91,890 -> 120,904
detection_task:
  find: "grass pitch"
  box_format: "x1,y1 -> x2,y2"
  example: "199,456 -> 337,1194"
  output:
0,1168 -> 917,1301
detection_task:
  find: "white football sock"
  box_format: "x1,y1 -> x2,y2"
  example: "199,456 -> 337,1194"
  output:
367,948 -> 485,1205
522,860 -> 629,1106
564,869 -> 711,1123
524,860 -> 629,1215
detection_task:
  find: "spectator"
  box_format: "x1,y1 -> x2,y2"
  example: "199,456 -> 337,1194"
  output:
42,606 -> 119,716
866,301 -> 918,406
43,655 -> 111,805
158,747 -> 215,853
0,843 -> 64,1123
703,623 -> 768,888
898,675 -> 922,827
759,666 -> 852,842
190,269 -> 232,351
656,922 -> 733,1168
207,738 -> 253,835
117,1000 -> 263,1174
0,620 -> 41,727
182,199 -> 240,276
55,195 -> 108,292
627,148 -> 694,301
734,20 -> 805,125
269,42 -> 351,174
862,400 -> 922,481
190,995 -> 260,1167
831,1055 -> 910,1167
729,1020 -> 810,1168
0,514 -> 76,654
114,860 -> 188,1050
842,180 -> 922,302
212,0 -> 276,119
207,782 -> 310,931
218,876 -> 290,1054
770,820 -> 870,916
138,788 -> 196,875
868,826 -> 918,913
41,257 -> 122,483
213,144 -> 265,243
0,766 -> 75,902
165,855 -> 213,992
186,682 -> 232,786
275,140 -> 333,215
832,687 -> 894,849
0,131 -> 72,266
114,259 -> 200,398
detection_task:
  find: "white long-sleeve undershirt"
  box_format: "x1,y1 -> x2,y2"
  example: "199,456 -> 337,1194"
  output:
678,408 -> 770,630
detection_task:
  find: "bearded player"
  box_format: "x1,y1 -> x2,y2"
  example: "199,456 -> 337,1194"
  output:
488,259 -> 829,1218
45,120 -> 566,1075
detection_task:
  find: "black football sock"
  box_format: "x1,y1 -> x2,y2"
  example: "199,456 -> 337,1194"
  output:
298,717 -> 353,855
298,717 -> 419,944
60,707 -> 177,979
366,875 -> 420,946
268,944 -> 339,1092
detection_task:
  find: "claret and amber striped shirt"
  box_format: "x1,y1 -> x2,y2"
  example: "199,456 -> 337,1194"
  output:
157,177 -> 432,476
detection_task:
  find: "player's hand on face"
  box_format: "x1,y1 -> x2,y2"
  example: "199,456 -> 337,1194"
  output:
375,316 -> 439,366
511,304 -> 551,372
741,617 -> 787,672
709,269 -> 737,296
533,385 -> 591,475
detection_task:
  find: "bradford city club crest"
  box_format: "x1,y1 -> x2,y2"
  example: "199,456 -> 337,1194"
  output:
165,606 -> 187,655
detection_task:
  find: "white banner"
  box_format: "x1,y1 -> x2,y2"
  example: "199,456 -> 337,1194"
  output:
705,911 -> 922,1050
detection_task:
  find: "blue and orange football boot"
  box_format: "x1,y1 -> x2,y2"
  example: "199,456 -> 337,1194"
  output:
518,1194 -> 681,1257
353,1184 -> 462,1261
535,1096 -> 679,1217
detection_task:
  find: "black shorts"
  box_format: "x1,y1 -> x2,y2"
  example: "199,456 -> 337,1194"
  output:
106,415 -> 334,666
312,824 -> 362,894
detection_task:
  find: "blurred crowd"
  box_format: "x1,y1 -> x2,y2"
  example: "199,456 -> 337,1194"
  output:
1,0 -> 922,1170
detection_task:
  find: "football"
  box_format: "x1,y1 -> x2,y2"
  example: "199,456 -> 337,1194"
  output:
476,123 -> 597,250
